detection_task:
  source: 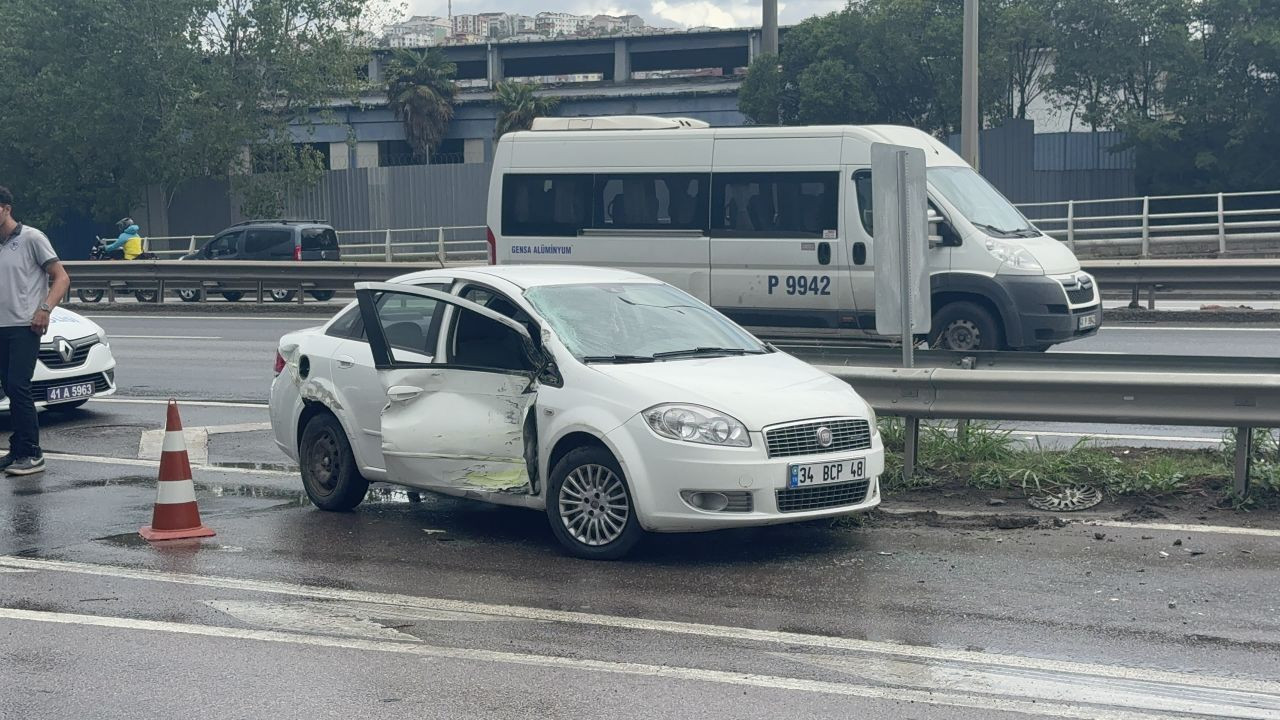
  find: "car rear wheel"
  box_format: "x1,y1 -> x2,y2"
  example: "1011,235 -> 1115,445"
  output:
76,289 -> 104,303
308,290 -> 336,302
221,291 -> 244,302
299,413 -> 368,511
270,289 -> 297,303
176,289 -> 202,302
546,446 -> 643,560
928,301 -> 1003,351
134,290 -> 159,303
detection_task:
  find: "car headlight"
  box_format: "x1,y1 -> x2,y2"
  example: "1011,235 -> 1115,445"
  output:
986,238 -> 1043,274
643,404 -> 751,447
868,405 -> 878,433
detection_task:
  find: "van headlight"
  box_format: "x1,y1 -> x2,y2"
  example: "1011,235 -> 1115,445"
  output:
643,404 -> 751,447
986,239 -> 1043,274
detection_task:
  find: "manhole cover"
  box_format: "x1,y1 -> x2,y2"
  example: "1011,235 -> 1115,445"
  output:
1028,485 -> 1103,512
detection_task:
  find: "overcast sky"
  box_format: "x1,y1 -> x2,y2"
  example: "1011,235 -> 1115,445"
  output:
404,0 -> 845,29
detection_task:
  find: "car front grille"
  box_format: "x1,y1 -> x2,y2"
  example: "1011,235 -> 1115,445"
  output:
1066,284 -> 1095,304
764,418 -> 872,458
776,479 -> 871,513
30,373 -> 112,396
1053,273 -> 1096,306
38,336 -> 99,370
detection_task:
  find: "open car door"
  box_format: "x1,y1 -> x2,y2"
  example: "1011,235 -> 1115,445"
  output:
355,282 -> 542,496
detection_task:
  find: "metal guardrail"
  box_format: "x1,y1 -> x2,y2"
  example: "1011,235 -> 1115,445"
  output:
807,348 -> 1280,497
61,260 -> 440,304
137,226 -> 488,263
1016,189 -> 1280,259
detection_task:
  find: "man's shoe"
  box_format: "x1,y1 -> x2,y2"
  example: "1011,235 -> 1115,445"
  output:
0,454 -> 15,473
5,456 -> 45,476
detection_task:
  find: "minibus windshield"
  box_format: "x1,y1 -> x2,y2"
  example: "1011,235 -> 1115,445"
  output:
929,167 -> 1039,238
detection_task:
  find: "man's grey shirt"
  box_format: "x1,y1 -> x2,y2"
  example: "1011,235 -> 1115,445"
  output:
0,224 -> 58,327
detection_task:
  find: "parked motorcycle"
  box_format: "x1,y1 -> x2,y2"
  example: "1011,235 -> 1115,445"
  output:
76,239 -> 160,303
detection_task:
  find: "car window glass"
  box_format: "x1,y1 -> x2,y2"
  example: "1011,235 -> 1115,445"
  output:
301,228 -> 339,251
712,171 -> 838,238
244,228 -> 294,256
207,232 -> 240,257
326,305 -> 362,339
375,292 -> 441,358
853,171 -> 873,235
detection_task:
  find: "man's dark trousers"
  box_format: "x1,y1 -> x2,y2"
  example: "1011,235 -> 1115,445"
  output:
0,326 -> 40,458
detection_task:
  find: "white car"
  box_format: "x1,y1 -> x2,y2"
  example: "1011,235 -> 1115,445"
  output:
0,308 -> 117,412
270,265 -> 884,559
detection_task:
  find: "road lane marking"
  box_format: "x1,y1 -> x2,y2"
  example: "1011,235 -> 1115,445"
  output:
1088,520 -> 1280,539
110,335 -> 222,340
89,397 -> 269,409
89,316 -> 323,322
1100,326 -> 1280,333
0,607 -> 1229,720
39,451 -> 295,477
1,555 -> 1276,700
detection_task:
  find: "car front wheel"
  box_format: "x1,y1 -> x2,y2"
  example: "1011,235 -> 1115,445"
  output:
928,301 -> 1003,351
299,413 -> 368,511
546,446 -> 643,560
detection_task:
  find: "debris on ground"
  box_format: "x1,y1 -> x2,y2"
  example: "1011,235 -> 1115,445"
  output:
987,498 -> 1007,506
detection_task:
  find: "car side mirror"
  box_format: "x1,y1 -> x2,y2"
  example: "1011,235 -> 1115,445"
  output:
928,210 -> 961,248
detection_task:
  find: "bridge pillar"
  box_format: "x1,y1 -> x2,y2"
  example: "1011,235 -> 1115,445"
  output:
613,38 -> 631,84
486,44 -> 504,88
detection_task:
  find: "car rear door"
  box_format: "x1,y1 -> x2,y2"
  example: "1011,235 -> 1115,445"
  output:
241,228 -> 295,261
301,227 -> 341,261
354,282 -> 541,495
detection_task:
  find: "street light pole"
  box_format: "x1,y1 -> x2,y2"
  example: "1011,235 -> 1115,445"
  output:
961,0 -> 979,169
762,0 -> 778,57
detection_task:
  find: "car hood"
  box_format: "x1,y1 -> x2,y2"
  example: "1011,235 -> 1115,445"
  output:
587,351 -> 871,431
44,307 -> 103,343
1018,234 -> 1081,275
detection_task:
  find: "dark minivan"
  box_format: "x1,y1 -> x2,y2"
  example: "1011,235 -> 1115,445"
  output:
179,220 -> 341,302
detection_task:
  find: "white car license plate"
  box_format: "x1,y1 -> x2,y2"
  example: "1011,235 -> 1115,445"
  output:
1078,314 -> 1098,330
789,458 -> 866,488
47,381 -> 95,403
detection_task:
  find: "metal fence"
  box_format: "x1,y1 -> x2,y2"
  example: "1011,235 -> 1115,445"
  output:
138,225 -> 489,263
1016,189 -> 1280,259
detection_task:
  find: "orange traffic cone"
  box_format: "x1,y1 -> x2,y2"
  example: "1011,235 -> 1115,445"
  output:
140,400 -> 215,541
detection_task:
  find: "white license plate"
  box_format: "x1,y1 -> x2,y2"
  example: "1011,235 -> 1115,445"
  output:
1078,314 -> 1098,330
789,458 -> 866,488
47,381 -> 95,403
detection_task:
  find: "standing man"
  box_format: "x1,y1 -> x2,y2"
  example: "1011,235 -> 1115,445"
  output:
0,186 -> 71,476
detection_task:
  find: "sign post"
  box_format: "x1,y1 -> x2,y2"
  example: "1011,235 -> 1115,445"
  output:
871,143 -> 931,480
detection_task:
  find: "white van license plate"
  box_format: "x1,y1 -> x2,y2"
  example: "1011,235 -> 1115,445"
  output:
1079,314 -> 1098,330
789,458 -> 866,488
47,381 -> 95,403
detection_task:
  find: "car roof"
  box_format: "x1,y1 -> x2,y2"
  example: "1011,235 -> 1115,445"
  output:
390,264 -> 659,290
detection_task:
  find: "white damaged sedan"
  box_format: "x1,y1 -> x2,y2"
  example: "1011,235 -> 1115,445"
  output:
0,307 -> 117,412
270,266 -> 883,559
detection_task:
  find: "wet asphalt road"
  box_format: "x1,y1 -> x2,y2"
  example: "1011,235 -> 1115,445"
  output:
2,314 -> 1280,718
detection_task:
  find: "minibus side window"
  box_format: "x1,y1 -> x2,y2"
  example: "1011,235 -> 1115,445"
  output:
710,172 -> 838,238
593,173 -> 710,231
853,170 -> 874,235
502,174 -> 593,237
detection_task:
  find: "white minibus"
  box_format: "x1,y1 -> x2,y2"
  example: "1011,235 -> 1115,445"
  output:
485,116 -> 1100,351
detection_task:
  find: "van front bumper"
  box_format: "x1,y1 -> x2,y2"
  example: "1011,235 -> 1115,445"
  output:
997,274 -> 1101,348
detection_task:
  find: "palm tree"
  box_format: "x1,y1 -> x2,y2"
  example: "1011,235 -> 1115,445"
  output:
385,48 -> 458,162
494,80 -> 560,138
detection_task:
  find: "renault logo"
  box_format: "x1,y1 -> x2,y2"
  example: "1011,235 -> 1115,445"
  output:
55,337 -> 74,364
816,426 -> 833,448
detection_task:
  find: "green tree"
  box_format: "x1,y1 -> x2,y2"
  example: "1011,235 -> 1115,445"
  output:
494,80 -> 560,137
985,0 -> 1055,121
0,0 -> 374,226
385,47 -> 458,161
738,53 -> 782,124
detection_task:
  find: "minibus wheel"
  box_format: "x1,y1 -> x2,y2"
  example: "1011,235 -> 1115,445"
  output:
929,301 -> 1002,351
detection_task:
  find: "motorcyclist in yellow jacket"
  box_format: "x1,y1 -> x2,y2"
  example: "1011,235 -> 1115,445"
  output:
104,217 -> 144,259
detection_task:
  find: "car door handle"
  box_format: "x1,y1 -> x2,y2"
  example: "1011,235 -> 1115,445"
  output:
336,355 -> 355,369
386,385 -> 424,402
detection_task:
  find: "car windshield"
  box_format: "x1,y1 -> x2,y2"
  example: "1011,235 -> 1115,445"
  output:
929,166 -> 1038,237
523,282 -> 767,362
